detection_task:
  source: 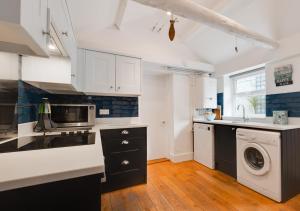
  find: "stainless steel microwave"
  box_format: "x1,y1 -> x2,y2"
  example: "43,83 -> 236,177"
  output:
51,104 -> 96,128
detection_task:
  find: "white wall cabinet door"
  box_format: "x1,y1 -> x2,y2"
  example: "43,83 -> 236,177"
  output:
202,77 -> 217,108
195,77 -> 217,109
116,56 -> 141,95
48,0 -> 67,40
20,0 -> 49,56
47,0 -> 78,89
76,49 -> 85,91
48,0 -> 77,57
70,43 -> 78,89
84,51 -> 116,94
0,0 -> 49,57
80,50 -> 141,96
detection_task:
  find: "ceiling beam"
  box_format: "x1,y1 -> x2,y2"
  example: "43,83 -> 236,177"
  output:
180,0 -> 231,42
131,0 -> 279,48
114,0 -> 128,30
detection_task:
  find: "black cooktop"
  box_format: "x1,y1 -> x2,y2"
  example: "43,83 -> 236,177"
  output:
0,132 -> 96,153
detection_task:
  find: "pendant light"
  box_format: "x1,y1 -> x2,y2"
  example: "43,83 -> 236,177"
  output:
168,14 -> 178,42
169,19 -> 176,41
234,36 -> 239,53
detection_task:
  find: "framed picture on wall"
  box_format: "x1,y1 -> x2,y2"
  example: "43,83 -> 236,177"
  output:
274,64 -> 293,87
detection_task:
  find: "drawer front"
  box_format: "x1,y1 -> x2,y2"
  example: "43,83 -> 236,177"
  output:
105,150 -> 146,174
102,169 -> 147,193
100,127 -> 147,140
102,137 -> 146,155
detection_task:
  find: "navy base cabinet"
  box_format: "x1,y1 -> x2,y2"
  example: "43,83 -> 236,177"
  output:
214,125 -> 237,179
100,127 -> 147,193
0,174 -> 103,211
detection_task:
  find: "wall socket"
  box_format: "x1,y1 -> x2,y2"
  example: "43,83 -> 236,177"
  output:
99,109 -> 110,115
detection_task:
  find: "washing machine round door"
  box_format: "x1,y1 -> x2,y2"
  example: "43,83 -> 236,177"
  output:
241,143 -> 271,176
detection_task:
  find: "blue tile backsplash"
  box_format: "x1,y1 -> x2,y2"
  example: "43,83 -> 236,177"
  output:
217,93 -> 224,115
216,92 -> 300,118
266,92 -> 300,117
18,81 -> 138,124
14,81 -> 300,123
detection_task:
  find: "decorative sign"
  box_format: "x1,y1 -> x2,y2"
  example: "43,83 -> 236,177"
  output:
274,64 -> 293,87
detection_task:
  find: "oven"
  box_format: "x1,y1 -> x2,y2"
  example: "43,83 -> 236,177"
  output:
51,104 -> 96,128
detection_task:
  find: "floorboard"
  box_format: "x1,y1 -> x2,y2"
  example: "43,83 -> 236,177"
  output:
101,161 -> 300,211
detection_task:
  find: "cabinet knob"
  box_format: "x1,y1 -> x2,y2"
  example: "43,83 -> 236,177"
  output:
62,31 -> 68,37
121,160 -> 130,165
121,140 -> 129,145
121,130 -> 129,135
110,86 -> 114,89
117,86 -> 121,90
71,74 -> 76,77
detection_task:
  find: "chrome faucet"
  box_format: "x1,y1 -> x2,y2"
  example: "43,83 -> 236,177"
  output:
237,105 -> 249,122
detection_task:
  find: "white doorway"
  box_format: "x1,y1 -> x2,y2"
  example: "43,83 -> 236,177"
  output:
141,73 -> 169,160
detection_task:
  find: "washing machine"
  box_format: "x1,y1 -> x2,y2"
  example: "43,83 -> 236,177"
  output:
236,128 -> 281,202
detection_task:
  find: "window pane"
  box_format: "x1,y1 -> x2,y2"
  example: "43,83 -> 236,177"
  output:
235,72 -> 265,93
231,68 -> 266,117
235,95 -> 266,116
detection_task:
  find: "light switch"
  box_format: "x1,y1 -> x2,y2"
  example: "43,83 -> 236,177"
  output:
99,109 -> 110,115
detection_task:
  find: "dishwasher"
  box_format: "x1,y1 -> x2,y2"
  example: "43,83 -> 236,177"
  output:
193,123 -> 215,169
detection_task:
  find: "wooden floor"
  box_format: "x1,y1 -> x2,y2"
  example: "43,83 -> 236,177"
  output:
101,161 -> 300,211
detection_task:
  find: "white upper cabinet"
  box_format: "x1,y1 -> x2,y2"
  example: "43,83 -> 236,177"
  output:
0,52 -> 19,80
48,0 -> 77,57
21,0 -> 78,92
195,76 -> 217,109
48,0 -> 78,87
116,56 -> 141,95
0,0 -> 49,57
84,50 -> 116,94
81,50 -> 141,96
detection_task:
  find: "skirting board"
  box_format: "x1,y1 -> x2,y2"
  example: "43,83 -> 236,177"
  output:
147,158 -> 169,165
170,152 -> 194,163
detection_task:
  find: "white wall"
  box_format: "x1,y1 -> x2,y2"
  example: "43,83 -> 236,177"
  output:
215,32 -> 300,124
185,0 -> 279,64
139,67 -> 195,162
215,32 -> 300,79
140,72 -> 169,160
167,73 -> 194,162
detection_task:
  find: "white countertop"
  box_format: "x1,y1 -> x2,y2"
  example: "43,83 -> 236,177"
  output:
0,122 -> 147,192
193,118 -> 300,131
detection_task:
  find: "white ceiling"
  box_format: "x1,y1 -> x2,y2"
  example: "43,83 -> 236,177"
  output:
66,0 -> 300,65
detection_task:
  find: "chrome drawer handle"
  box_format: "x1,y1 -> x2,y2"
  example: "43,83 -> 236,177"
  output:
121,140 -> 129,145
121,160 -> 130,165
121,130 -> 129,135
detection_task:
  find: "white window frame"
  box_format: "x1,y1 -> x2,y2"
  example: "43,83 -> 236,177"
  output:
231,67 -> 266,118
